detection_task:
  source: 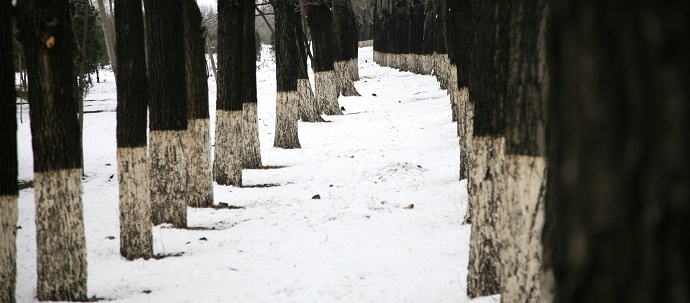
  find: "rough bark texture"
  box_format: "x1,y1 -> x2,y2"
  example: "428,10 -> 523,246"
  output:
144,0 -> 188,227
545,1 -> 690,302
115,0 -> 153,259
16,1 -> 88,300
0,0 -> 17,300
187,119 -> 214,206
298,78 -> 323,123
35,169 -> 87,301
214,0 -> 245,185
117,147 -> 153,259
149,131 -> 188,227
315,71 -> 342,115
334,60 -> 360,96
332,0 -> 360,96
96,0 -> 117,74
214,110 -> 243,186
499,0 -> 548,302
274,91 -> 301,149
183,0 -> 214,205
241,0 -> 261,168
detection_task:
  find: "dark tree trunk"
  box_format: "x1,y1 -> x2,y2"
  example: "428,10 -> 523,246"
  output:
544,1 -> 690,302
465,0 -> 509,298
273,0 -> 301,149
306,0 -> 342,115
498,0 -> 549,302
0,1 -> 18,301
143,0 -> 188,227
214,0 -> 245,185
115,0 -> 153,260
16,0 -> 88,300
294,3 -> 324,123
332,0 -> 360,96
183,0 -> 214,205
242,0 -> 262,169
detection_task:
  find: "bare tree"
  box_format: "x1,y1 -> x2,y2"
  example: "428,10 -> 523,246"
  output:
242,0 -> 263,168
95,0 -> 117,74
273,0 -> 302,148
305,0 -> 342,115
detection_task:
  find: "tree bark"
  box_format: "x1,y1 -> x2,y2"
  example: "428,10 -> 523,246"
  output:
95,0 -> 117,74
214,0 -> 245,185
273,0 -> 301,149
16,0 -> 88,300
242,0 -> 262,169
544,1 -> 690,302
114,0 -> 153,260
294,4 -> 324,123
144,0 -> 188,227
305,0 -> 342,115
332,0 -> 360,96
183,0 -> 214,205
0,1 -> 18,300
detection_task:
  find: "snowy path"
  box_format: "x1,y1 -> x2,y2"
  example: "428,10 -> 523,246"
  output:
15,47 -> 497,302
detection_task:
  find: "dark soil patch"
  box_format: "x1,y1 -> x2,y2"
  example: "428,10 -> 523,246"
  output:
242,183 -> 280,188
18,180 -> 33,190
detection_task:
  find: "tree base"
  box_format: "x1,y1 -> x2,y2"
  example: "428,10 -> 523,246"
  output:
314,71 -> 342,115
117,146 -> 153,259
213,109 -> 243,186
274,91 -> 301,149
150,130 -> 188,227
0,194 -> 18,303
298,78 -> 324,122
187,118 -> 214,206
242,103 -> 262,169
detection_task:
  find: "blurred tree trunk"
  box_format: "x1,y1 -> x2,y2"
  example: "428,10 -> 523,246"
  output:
294,3 -> 324,123
143,0 -> 188,227
95,0 -> 117,74
242,0 -> 262,168
114,0 -> 153,259
544,0 -> 690,302
305,0 -> 342,115
16,0 -> 88,300
498,0 -> 548,301
273,0 -> 301,149
183,0 -> 214,205
214,0 -> 245,185
0,0 -> 18,301
332,0 -> 360,96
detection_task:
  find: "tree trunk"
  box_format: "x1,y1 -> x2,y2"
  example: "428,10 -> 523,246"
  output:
183,0 -> 214,206
114,0 -> 153,260
305,0 -> 342,115
544,1 -> 690,302
498,1 -> 548,302
143,0 -> 188,227
206,37 -> 218,80
16,1 -> 88,300
332,0 -> 360,96
242,0 -> 262,169
214,0 -> 245,185
466,0 -> 509,298
0,1 -> 18,300
95,0 -> 117,74
295,4 -> 324,123
273,0 -> 301,149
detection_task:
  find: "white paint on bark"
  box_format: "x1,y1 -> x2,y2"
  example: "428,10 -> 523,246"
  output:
117,146 -> 153,259
242,103 -> 262,169
0,195 -> 18,303
335,60 -> 360,96
434,53 -> 450,90
314,71 -> 342,115
213,110 -> 243,186
458,87 -> 473,219
348,58 -> 359,81
150,130 -> 188,227
298,78 -> 323,122
449,64 -> 459,123
499,155 -> 547,303
34,168 -> 87,301
466,136 -> 504,298
186,118 -> 214,206
274,91 -> 301,149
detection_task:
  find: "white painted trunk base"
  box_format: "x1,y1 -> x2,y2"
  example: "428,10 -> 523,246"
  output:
298,78 -> 323,122
242,103 -> 262,169
0,195 -> 18,303
187,118 -> 214,206
466,136 -> 504,298
274,91 -> 301,149
213,110 -> 243,186
150,130 -> 188,227
349,58 -> 359,81
420,54 -> 434,75
34,169 -> 87,301
117,147 -> 153,259
458,87 -> 472,217
314,71 -> 342,115
499,155 -> 547,303
434,54 -> 450,90
335,60 -> 360,96
449,64 -> 459,123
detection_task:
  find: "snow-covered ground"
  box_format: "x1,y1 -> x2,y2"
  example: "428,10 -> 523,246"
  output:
14,46 -> 499,302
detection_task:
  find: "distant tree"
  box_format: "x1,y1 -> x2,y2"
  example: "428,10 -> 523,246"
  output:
294,3 -> 324,123
95,0 -> 117,73
183,0 -> 214,206
273,0 -> 302,148
214,0 -> 245,185
544,0 -> 690,302
114,0 -> 153,260
143,0 -> 188,227
305,0 -> 342,115
242,0 -> 262,168
332,0 -> 361,96
16,0 -> 88,300
0,1 -> 18,301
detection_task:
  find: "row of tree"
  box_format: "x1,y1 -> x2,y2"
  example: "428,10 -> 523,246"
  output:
373,0 -> 689,302
1,0 -> 364,301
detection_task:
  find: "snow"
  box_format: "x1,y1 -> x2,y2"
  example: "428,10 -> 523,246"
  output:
14,46 -> 500,303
